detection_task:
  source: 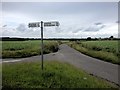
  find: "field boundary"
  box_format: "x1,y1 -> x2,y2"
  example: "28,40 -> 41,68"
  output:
67,41 -> 120,65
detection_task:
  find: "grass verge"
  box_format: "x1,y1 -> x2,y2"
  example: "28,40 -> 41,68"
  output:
68,42 -> 120,65
2,61 -> 117,88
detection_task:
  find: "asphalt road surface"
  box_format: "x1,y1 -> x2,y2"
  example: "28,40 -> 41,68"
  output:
2,44 -> 120,86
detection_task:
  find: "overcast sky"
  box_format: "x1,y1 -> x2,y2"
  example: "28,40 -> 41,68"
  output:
1,2 -> 118,38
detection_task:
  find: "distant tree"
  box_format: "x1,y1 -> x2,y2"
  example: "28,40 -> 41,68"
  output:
98,37 -> 102,40
87,37 -> 91,41
110,36 -> 113,38
94,38 -> 98,40
109,36 -> 114,40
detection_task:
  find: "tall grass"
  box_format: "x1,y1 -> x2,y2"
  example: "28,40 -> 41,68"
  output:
2,40 -> 58,58
2,61 -> 116,88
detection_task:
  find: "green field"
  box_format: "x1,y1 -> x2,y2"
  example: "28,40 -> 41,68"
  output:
2,40 -> 58,58
2,61 -> 116,88
1,40 -> 120,64
81,41 -> 119,54
68,40 -> 120,64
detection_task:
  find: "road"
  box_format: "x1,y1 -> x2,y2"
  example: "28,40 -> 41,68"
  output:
2,44 -> 120,86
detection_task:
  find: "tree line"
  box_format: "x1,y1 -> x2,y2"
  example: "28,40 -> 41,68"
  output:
1,36 -> 120,41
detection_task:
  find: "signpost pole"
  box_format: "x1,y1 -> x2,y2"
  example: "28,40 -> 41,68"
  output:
41,21 -> 43,70
28,21 -> 59,70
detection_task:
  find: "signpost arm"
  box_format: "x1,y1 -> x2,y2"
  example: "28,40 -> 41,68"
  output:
41,21 -> 43,70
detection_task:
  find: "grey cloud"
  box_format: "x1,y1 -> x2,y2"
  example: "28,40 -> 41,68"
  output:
94,22 -> 102,25
100,25 -> 106,29
72,28 -> 82,33
16,24 -> 27,32
83,24 -> 106,32
84,27 -> 99,32
3,25 -> 7,27
95,22 -> 106,29
16,23 -> 35,33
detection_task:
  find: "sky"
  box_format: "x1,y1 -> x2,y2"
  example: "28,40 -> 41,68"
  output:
1,2 -> 118,38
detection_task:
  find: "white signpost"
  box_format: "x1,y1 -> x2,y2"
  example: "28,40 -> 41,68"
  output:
28,21 -> 60,70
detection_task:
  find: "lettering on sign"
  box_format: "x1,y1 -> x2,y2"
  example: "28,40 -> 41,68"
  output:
28,22 -> 40,27
44,22 -> 60,27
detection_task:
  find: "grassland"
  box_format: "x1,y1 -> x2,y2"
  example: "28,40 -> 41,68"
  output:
2,40 -> 58,58
2,61 -> 116,88
68,40 -> 120,64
